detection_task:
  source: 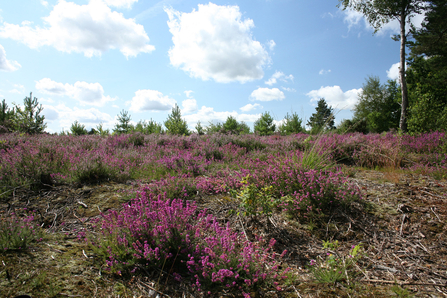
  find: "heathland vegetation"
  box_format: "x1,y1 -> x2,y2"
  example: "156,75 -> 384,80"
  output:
1,1 -> 446,297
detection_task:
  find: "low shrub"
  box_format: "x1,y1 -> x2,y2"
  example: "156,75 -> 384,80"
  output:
87,192 -> 287,296
0,210 -> 43,251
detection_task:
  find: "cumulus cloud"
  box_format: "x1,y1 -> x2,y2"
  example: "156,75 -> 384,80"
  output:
44,103 -> 115,131
250,87 -> 285,102
128,89 -> 176,112
182,99 -> 198,114
104,0 -> 138,9
36,78 -> 115,107
165,3 -> 270,83
183,106 -> 260,128
0,45 -> 21,72
0,0 -> 154,58
265,71 -> 294,86
240,103 -> 262,112
306,85 -> 362,110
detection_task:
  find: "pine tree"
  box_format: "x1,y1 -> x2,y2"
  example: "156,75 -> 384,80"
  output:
14,92 -> 47,134
254,112 -> 276,136
164,104 -> 189,135
307,98 -> 334,134
113,110 -> 133,135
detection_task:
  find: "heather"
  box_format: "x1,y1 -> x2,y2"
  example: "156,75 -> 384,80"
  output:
89,192 -> 287,295
1,132 -> 446,197
1,131 -> 446,297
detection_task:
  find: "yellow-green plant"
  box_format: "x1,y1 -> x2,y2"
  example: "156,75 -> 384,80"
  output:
308,243 -> 362,284
230,175 -> 277,218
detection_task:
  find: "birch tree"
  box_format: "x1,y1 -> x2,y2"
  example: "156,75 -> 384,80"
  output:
338,0 -> 426,132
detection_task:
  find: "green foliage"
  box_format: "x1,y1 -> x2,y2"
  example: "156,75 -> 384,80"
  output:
164,104 -> 189,135
13,92 -> 47,134
300,136 -> 335,171
406,55 -> 447,133
222,116 -> 251,135
205,122 -> 223,134
391,284 -> 414,298
195,121 -> 205,135
222,115 -> 239,134
336,118 -> 368,134
278,112 -> 305,135
134,119 -> 163,134
353,76 -> 401,133
307,98 -> 335,134
95,122 -> 110,136
70,120 -> 88,136
230,175 -> 277,218
0,99 -> 15,132
409,0 -> 447,68
308,243 -> 362,284
113,110 -> 133,135
254,112 -> 276,136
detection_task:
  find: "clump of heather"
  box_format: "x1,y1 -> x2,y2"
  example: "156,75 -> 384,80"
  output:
279,169 -> 362,218
0,209 -> 43,251
88,192 -> 287,295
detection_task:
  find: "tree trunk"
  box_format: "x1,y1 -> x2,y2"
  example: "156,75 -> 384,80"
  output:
399,11 -> 408,133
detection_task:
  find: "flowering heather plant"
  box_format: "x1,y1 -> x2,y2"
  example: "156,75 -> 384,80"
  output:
88,191 -> 287,295
279,169 -> 362,217
0,210 -> 43,251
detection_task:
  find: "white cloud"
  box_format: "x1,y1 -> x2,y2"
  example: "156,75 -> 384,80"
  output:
306,85 -> 362,110
128,89 -> 176,112
184,90 -> 194,98
386,62 -> 407,81
250,87 -> 285,102
267,40 -> 276,51
0,45 -> 21,72
44,103 -> 115,131
36,78 -> 115,107
281,87 -> 296,92
165,3 -> 270,83
265,71 -> 293,86
0,0 -> 154,58
319,69 -> 331,75
182,98 -> 198,114
183,106 -> 260,128
104,0 -> 138,9
240,103 -> 262,112
343,8 -> 365,30
9,84 -> 25,94
41,0 -> 49,7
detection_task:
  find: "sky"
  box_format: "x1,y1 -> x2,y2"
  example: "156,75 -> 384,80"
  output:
0,0 -> 425,133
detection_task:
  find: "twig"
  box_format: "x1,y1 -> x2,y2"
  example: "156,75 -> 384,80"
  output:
139,280 -> 172,298
293,285 -> 303,298
77,200 -> 88,208
421,189 -> 446,199
238,214 -> 249,242
362,279 -> 446,287
430,207 -> 442,222
399,214 -> 406,236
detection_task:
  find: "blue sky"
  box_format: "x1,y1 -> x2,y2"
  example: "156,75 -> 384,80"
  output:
0,0 -> 424,133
